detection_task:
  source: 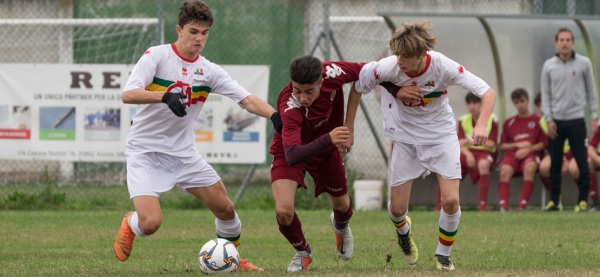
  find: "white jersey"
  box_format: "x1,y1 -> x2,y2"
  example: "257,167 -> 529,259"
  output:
124,44 -> 251,156
355,51 -> 490,145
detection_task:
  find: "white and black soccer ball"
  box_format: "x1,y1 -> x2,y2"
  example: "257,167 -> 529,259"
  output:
198,238 -> 240,274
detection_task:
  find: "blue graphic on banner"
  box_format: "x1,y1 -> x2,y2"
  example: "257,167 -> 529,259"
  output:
223,131 -> 259,142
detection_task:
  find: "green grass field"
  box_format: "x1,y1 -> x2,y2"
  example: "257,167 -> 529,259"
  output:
1,210 -> 600,276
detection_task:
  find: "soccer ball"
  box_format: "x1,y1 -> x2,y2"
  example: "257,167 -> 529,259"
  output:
198,238 -> 240,274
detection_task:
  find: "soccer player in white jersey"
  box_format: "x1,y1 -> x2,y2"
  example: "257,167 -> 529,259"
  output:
344,20 -> 496,270
113,0 -> 281,271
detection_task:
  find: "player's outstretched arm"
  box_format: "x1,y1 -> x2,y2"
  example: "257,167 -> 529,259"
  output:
240,95 -> 276,119
472,88 -> 496,146
342,83 -> 361,153
122,88 -> 164,104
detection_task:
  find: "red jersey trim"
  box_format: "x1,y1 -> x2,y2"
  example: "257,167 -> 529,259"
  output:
170,44 -> 200,63
405,54 -> 431,78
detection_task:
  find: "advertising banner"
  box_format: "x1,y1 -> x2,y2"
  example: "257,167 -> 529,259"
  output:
0,64 -> 269,163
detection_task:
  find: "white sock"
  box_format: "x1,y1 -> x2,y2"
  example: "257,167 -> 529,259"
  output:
128,211 -> 148,238
388,201 -> 410,235
215,212 -> 242,247
435,207 -> 461,256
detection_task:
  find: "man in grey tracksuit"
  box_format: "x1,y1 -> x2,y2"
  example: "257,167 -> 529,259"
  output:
541,27 -> 598,211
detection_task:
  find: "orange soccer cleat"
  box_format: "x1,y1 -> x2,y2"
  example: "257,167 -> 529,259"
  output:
113,211 -> 136,262
238,259 -> 264,272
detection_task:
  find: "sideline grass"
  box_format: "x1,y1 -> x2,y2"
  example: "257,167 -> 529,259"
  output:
1,210 -> 600,276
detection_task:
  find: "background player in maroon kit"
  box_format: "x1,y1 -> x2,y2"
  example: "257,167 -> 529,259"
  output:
269,55 -> 363,272
574,124 -> 600,210
434,93 -> 499,212
498,88 -> 547,211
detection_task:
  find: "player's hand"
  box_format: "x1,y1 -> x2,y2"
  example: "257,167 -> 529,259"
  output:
396,86 -> 422,103
516,141 -> 532,149
338,130 -> 354,153
547,120 -> 558,139
270,112 -> 282,133
329,126 -> 350,145
472,124 -> 488,146
515,148 -> 530,160
465,153 -> 476,169
162,92 -> 187,117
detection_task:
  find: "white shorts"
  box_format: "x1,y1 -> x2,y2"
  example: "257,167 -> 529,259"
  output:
390,139 -> 461,186
126,152 -> 221,198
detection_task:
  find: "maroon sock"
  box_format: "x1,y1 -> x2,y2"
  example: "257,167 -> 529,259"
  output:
435,184 -> 442,211
590,173 -> 599,201
499,182 -> 510,210
333,197 -> 353,229
278,212 -> 308,251
519,180 -> 534,209
541,177 -> 550,190
478,174 -> 490,211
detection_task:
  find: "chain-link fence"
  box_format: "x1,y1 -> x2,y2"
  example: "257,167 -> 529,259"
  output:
1,0 -> 599,208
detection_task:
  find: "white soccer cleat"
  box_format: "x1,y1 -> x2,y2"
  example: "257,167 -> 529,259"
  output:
330,212 -> 354,260
287,245 -> 313,272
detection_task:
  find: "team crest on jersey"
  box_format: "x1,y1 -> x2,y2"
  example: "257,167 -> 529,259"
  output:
528,121 -> 535,129
425,80 -> 435,87
194,68 -> 205,80
324,63 -> 346,79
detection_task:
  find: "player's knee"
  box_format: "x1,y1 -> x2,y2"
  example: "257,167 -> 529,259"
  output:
441,197 -> 459,213
139,215 -> 162,235
275,206 -> 295,226
499,169 -> 513,181
213,201 -> 236,220
388,203 -> 407,217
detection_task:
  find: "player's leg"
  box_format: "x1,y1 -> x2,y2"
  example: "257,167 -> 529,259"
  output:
476,153 -> 493,211
114,152 -> 174,262
498,158 -> 516,211
388,141 -> 423,266
319,151 -> 354,261
589,157 -> 600,211
518,157 -> 538,210
272,178 -> 312,272
436,176 -> 460,270
539,154 -> 551,190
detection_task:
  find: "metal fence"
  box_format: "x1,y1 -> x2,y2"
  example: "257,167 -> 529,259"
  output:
1,0 -> 599,206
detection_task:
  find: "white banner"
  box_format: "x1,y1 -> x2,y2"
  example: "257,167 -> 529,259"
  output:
0,64 -> 269,163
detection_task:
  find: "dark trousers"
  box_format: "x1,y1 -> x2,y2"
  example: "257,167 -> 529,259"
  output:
549,118 -> 589,203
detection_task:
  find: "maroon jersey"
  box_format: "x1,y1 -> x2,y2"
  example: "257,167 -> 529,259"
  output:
270,62 -> 364,159
500,114 -> 547,155
589,127 -> 600,149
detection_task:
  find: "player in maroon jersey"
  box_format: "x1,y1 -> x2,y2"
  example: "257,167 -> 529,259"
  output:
269,55 -> 364,272
498,88 -> 547,211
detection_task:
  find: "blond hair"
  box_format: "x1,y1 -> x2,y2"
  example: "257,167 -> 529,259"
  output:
389,20 -> 437,58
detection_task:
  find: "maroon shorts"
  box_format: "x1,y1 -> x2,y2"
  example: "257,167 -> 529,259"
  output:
565,150 -> 573,161
460,150 -> 495,183
501,152 -> 540,174
270,149 -> 347,197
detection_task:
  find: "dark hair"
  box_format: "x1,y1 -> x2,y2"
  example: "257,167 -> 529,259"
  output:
465,92 -> 481,104
555,27 -> 574,42
534,91 -> 542,107
289,55 -> 322,85
179,0 -> 213,28
511,88 -> 529,101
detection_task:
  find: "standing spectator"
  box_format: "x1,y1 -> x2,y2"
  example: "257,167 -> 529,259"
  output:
541,28 -> 598,211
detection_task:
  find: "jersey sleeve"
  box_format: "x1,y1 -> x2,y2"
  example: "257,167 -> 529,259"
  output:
489,118 -> 499,143
211,64 -> 252,105
354,56 -> 399,94
124,47 -> 159,91
279,95 -> 303,148
500,121 -> 510,144
590,128 -> 600,149
440,54 -> 490,97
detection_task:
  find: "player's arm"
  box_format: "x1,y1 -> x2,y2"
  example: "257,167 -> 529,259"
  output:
239,95 -> 276,120
480,117 -> 499,149
284,127 -> 349,166
472,88 -> 496,146
342,83 -> 361,153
